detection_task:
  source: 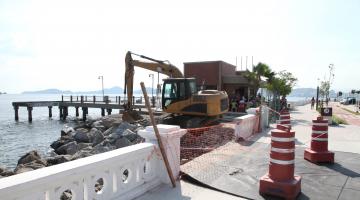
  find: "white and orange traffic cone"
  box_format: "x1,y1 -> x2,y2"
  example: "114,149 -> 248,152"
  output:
304,116 -> 334,163
259,124 -> 301,199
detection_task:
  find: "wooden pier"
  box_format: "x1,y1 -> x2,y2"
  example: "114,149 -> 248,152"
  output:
12,95 -> 156,122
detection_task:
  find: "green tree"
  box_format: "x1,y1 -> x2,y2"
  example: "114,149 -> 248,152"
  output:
266,70 -> 297,111
245,62 -> 275,93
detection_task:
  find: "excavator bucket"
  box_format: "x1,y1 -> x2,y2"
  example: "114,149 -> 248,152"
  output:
122,110 -> 143,123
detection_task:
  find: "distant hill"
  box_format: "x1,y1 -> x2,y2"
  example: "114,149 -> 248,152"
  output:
22,86 -> 154,95
22,89 -> 72,94
289,88 -> 336,98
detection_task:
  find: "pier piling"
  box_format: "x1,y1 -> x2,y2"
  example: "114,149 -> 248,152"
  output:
101,108 -> 105,116
27,106 -> 33,122
59,107 -> 63,119
14,106 -> 19,121
75,106 -> 79,117
48,106 -> 52,118
107,108 -> 112,115
82,107 -> 88,121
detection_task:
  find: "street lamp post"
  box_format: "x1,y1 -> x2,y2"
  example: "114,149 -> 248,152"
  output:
316,78 -> 320,110
149,74 -> 154,98
98,76 -> 104,99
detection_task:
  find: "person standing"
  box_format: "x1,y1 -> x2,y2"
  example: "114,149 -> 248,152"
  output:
311,97 -> 315,109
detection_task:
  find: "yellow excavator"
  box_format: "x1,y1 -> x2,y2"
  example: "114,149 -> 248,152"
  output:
122,51 -> 229,125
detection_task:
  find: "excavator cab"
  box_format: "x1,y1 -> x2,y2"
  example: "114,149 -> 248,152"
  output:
162,78 -> 229,116
162,78 -> 197,109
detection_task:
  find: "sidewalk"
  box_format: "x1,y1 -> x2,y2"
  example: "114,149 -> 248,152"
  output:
136,104 -> 360,200
251,103 -> 360,154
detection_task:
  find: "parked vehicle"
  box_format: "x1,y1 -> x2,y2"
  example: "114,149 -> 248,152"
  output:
340,97 -> 356,105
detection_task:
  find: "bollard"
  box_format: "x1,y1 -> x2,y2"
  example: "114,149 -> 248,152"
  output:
278,109 -> 291,127
304,116 -> 334,163
259,124 -> 301,199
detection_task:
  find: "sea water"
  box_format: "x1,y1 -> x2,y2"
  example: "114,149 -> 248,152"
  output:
0,94 -> 119,169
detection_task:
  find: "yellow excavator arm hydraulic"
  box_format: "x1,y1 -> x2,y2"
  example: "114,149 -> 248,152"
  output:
124,51 -> 183,110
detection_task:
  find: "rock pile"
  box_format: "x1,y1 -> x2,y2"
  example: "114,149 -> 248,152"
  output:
1,115 -> 146,178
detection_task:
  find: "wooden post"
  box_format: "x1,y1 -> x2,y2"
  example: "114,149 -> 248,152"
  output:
140,82 -> 176,188
77,96 -> 79,102
82,107 -> 87,121
27,106 -> 33,122
61,95 -> 64,102
14,106 -> 19,121
48,106 -> 52,118
107,108 -> 112,115
59,107 -> 63,119
93,95 -> 96,103
63,107 -> 68,120
70,95 -> 73,102
75,106 -> 79,117
101,108 -> 105,116
81,96 -> 84,104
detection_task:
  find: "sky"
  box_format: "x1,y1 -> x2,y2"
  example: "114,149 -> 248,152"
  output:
0,0 -> 359,94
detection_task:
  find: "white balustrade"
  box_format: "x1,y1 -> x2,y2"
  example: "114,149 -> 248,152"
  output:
0,143 -> 163,200
138,124 -> 186,184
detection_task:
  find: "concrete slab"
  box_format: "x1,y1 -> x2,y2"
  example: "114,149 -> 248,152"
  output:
134,180 -> 245,200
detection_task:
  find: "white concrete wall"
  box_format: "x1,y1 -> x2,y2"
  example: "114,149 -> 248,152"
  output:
0,143 -> 163,200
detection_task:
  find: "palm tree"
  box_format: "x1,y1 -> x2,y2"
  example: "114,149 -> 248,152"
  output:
245,62 -> 274,93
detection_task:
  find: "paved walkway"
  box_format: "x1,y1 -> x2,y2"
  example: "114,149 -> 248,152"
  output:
330,102 -> 360,126
252,103 -> 360,154
136,103 -> 360,200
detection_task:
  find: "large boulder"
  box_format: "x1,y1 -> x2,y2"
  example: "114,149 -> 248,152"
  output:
46,155 -> 72,166
103,127 -> 115,136
74,128 -> 91,143
17,150 -> 42,165
115,137 -> 132,149
0,166 -> 14,177
14,164 -> 34,174
89,128 -> 104,146
71,147 -> 93,160
77,143 -> 93,150
91,120 -> 105,130
50,135 -> 75,150
15,159 -> 47,174
122,129 -> 143,143
100,117 -> 122,129
56,141 -> 78,155
61,126 -> 75,137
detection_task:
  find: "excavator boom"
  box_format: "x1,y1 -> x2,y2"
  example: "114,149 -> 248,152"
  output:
124,51 -> 182,109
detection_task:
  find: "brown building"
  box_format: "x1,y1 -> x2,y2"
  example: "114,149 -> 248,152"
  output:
184,61 -> 256,99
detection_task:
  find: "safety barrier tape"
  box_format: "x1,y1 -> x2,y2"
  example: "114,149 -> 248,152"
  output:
271,147 -> 295,153
312,137 -> 328,141
271,136 -> 295,142
312,130 -> 328,134
270,158 -> 295,165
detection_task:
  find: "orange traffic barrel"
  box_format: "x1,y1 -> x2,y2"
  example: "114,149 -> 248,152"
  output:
304,116 -> 334,163
260,124 -> 301,199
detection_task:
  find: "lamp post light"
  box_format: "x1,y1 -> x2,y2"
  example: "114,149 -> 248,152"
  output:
98,75 -> 104,99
